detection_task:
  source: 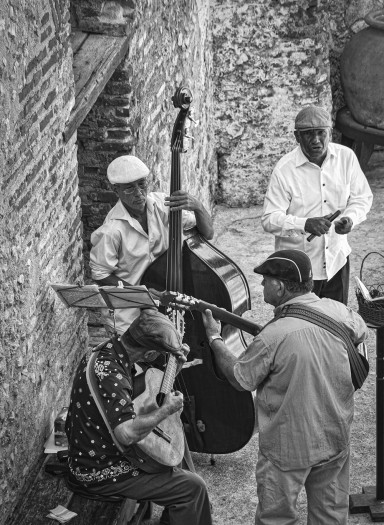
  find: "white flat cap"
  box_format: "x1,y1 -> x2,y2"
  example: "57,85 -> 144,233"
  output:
107,155 -> 149,184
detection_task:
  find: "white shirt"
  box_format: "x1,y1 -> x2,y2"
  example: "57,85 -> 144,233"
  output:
261,143 -> 373,280
90,192 -> 195,333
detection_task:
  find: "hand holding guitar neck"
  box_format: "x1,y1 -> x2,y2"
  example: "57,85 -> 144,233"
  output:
306,210 -> 341,242
159,291 -> 263,336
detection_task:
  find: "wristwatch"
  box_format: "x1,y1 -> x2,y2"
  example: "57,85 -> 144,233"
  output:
208,334 -> 223,346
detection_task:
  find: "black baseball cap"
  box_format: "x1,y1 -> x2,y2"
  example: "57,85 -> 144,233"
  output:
254,249 -> 313,283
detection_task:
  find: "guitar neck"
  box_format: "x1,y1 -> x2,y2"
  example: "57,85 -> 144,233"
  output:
193,299 -> 262,336
157,354 -> 178,407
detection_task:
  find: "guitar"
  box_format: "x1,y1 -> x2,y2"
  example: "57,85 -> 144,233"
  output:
158,291 -> 263,336
87,339 -> 185,468
132,356 -> 185,467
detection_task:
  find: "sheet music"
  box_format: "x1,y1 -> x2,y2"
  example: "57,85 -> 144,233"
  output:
49,283 -> 157,309
99,285 -> 157,309
50,283 -> 107,308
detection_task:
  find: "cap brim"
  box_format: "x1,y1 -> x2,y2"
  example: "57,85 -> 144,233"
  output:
253,262 -> 268,275
295,126 -> 331,131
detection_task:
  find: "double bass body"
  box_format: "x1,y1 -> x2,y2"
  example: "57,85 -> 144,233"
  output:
142,86 -> 255,454
143,229 -> 256,454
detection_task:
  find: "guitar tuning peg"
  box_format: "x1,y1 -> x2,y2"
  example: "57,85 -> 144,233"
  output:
184,134 -> 195,141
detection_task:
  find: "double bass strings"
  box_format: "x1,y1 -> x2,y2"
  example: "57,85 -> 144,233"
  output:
168,134 -> 191,403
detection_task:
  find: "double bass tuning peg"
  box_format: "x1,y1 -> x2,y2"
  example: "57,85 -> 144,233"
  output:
188,109 -> 199,125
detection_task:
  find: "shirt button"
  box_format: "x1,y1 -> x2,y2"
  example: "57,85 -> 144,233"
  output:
323,183 -> 325,186
326,246 -> 328,249
139,458 -> 144,463
324,200 -> 326,202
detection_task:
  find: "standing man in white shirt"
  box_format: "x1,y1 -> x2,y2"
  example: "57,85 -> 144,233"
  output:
90,155 -> 214,335
261,106 -> 373,304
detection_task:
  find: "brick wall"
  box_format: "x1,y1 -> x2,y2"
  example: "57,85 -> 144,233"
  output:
0,1 -> 88,522
0,0 -> 215,521
1,0 -> 379,521
77,0 -> 216,281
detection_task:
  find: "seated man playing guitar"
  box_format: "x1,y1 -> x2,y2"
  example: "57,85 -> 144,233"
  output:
65,308 -> 212,525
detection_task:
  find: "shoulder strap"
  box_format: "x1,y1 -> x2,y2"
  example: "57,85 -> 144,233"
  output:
86,352 -> 126,453
86,348 -> 171,473
277,304 -> 368,390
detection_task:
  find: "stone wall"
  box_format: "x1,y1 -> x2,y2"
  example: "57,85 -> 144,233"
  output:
211,0 -> 384,207
0,0 -> 214,521
212,0 -> 333,207
1,0 -> 381,521
75,0 -> 215,280
0,1 -> 88,522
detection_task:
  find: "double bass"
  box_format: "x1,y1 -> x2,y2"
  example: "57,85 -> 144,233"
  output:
142,87 -> 257,454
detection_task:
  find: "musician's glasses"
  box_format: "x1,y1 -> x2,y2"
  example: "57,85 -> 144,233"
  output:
117,180 -> 148,195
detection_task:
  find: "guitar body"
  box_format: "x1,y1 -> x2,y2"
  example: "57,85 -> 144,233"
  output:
142,230 -> 256,454
133,367 -> 185,466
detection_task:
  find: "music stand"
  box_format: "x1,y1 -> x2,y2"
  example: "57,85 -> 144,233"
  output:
50,283 -> 158,332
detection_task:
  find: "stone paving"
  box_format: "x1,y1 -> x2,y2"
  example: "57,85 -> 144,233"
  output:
145,158 -> 384,524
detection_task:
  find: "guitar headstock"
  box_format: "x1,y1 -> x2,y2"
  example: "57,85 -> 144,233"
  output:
159,291 -> 197,311
167,308 -> 185,338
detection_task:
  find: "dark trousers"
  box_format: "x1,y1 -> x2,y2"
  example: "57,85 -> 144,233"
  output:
313,257 -> 350,305
85,466 -> 213,525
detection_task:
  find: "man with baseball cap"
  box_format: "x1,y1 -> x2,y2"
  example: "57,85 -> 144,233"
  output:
261,105 -> 372,304
202,249 -> 368,524
90,155 -> 214,335
66,308 -> 213,525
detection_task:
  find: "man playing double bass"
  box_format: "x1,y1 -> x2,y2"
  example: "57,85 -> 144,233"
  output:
90,154 -> 214,336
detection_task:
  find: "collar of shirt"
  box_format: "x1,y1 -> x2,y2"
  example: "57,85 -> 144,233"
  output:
107,195 -> 158,222
295,143 -> 337,168
273,292 -> 320,316
110,336 -> 132,376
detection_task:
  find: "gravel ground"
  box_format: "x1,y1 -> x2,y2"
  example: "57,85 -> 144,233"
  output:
146,159 -> 384,524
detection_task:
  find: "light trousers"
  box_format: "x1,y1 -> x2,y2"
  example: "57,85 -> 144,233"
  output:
255,448 -> 350,525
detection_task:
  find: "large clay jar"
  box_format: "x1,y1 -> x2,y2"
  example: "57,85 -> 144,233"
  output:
340,10 -> 384,129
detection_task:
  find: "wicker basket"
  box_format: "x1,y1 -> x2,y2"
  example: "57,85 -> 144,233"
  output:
355,252 -> 384,326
